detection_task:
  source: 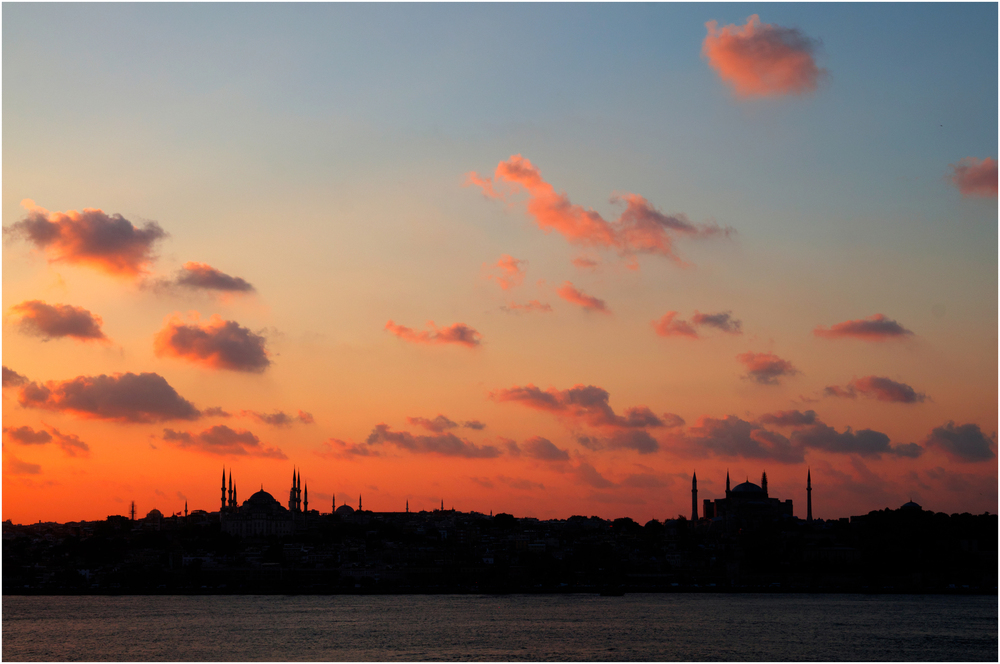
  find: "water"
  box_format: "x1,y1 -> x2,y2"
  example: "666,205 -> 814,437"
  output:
2,594 -> 996,661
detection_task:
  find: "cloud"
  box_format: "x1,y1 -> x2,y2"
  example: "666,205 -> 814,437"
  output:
5,199 -> 167,276
154,313 -> 270,372
496,475 -> 545,491
162,425 -> 286,458
490,383 -> 666,431
240,409 -> 315,427
315,438 -> 381,459
3,366 -> 29,388
8,300 -> 108,342
661,413 -> 686,428
203,406 -> 232,418
737,351 -> 798,385
758,409 -> 818,427
949,157 -> 998,198
3,425 -> 90,457
467,155 -> 728,265
792,423 -> 923,458
652,311 -> 698,338
500,300 -> 553,314
385,320 -> 482,348
174,262 -> 255,293
692,311 -> 742,334
824,376 -> 927,404
463,419 -> 486,430
619,473 -> 673,488
574,461 -> 616,488
813,314 -> 913,341
556,282 -> 610,313
702,14 -> 825,98
4,426 -> 52,445
487,254 -> 527,290
685,415 -> 804,463
4,453 -> 41,476
572,257 -> 600,270
522,436 -> 571,462
924,421 -> 996,462
17,372 -> 201,423
365,424 -> 501,458
607,429 -> 660,454
407,415 -> 459,433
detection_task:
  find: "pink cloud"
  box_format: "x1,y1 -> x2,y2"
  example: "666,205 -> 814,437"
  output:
572,257 -> 600,270
4,453 -> 41,476
949,157 -> 998,198
521,436 -> 570,462
154,313 -> 270,372
556,282 -> 609,313
5,200 -> 167,277
366,424 -> 501,458
702,14 -> 825,98
175,262 -> 255,293
824,376 -> 927,404
501,300 -> 553,314
490,383 -> 665,433
240,409 -> 315,426
17,372 -> 201,423
163,425 -> 286,459
923,422 -> 995,462
385,320 -> 482,348
3,366 -> 29,388
467,155 -> 727,265
8,300 -> 108,343
814,314 -> 913,341
691,311 -> 742,334
737,351 -> 798,385
487,254 -> 527,290
684,415 -> 804,463
652,311 -> 698,338
315,438 -> 382,459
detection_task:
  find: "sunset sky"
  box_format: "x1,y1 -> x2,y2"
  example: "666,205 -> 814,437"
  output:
3,3 -> 997,525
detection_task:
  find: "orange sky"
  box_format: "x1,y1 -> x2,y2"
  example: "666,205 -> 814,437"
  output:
3,5 -> 997,524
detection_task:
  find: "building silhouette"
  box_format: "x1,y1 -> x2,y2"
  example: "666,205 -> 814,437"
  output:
700,470 -> 795,524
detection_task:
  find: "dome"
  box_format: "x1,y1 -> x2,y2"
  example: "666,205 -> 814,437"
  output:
245,489 -> 279,507
335,504 -> 355,515
731,481 -> 764,494
145,509 -> 163,520
901,500 -> 922,511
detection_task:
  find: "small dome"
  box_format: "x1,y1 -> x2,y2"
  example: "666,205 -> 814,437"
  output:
145,509 -> 163,520
731,481 -> 764,494
901,500 -> 922,511
335,504 -> 355,515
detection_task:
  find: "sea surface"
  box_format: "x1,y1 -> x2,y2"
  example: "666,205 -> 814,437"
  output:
2,593 -> 996,661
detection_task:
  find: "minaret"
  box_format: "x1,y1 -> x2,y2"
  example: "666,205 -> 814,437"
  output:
233,483 -> 237,508
406,500 -> 409,513
304,484 -> 309,512
807,469 -> 813,522
228,471 -> 234,508
130,500 -> 136,521
184,501 -> 188,518
726,470 -> 731,494
289,468 -> 297,512
691,471 -> 698,521
332,494 -> 336,513
441,499 -> 444,511
761,471 -> 768,497
359,494 -> 362,511
221,467 -> 227,512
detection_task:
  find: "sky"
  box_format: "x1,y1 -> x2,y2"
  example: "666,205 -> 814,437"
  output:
2,3 -> 997,525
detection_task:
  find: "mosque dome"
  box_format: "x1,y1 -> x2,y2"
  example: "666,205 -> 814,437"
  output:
246,489 -> 279,507
335,504 -> 355,515
900,500 -> 922,511
731,481 -> 764,494
145,509 -> 163,520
